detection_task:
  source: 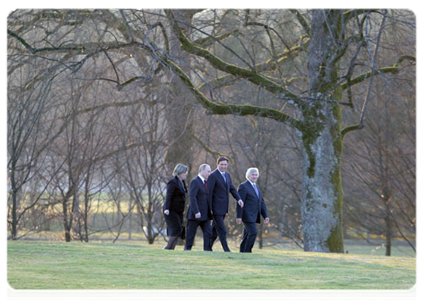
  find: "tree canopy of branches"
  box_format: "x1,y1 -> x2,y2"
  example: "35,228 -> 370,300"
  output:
7,9 -> 415,252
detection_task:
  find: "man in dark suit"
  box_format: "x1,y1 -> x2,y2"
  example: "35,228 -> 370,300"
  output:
236,167 -> 269,253
207,157 -> 244,252
184,164 -> 213,251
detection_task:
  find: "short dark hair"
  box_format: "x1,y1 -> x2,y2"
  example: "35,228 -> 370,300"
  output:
217,156 -> 229,164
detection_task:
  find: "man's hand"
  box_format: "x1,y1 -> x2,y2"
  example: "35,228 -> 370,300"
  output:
236,218 -> 242,224
237,199 -> 244,208
164,210 -> 170,215
195,212 -> 201,219
264,217 -> 270,224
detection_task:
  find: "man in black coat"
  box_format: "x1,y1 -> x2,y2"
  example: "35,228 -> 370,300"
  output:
236,167 -> 269,253
184,164 -> 213,251
207,157 -> 244,252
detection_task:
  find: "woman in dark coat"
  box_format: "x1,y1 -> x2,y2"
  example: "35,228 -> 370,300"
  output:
163,163 -> 188,250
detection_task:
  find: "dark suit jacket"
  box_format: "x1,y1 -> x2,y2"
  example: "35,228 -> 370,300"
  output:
187,176 -> 212,221
207,169 -> 241,216
163,176 -> 187,214
236,181 -> 268,223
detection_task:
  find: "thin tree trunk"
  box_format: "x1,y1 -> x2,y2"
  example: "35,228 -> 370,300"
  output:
384,193 -> 393,256
385,213 -> 392,256
9,162 -> 19,240
11,192 -> 18,240
128,197 -> 133,240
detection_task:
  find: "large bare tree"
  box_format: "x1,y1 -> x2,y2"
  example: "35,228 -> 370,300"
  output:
160,9 -> 415,252
7,9 -> 415,252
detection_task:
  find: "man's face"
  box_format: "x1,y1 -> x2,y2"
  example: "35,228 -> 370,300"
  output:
201,166 -> 212,180
248,171 -> 259,183
217,160 -> 228,173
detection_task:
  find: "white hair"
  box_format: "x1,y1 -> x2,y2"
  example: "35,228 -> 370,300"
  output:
245,168 -> 259,179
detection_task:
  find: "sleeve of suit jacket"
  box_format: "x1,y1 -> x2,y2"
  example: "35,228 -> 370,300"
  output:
236,183 -> 246,219
207,173 -> 216,212
189,179 -> 200,214
260,194 -> 269,219
163,179 -> 176,211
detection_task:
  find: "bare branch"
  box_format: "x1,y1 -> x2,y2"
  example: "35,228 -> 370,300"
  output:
162,54 -> 303,130
290,10 -> 310,36
340,55 -> 415,91
342,12 -> 392,138
246,21 -> 291,50
193,30 -> 239,48
192,134 -> 229,158
343,9 -> 379,23
164,9 -> 300,102
198,38 -> 309,92
119,9 -> 134,42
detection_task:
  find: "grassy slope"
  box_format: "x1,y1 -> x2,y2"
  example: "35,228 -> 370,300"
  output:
7,240 -> 415,290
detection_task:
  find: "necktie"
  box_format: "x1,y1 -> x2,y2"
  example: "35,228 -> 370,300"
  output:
204,180 -> 208,190
253,183 -> 259,198
222,172 -> 227,183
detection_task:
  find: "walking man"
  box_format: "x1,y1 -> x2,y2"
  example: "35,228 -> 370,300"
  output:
184,164 -> 213,251
236,168 -> 269,253
207,157 -> 244,252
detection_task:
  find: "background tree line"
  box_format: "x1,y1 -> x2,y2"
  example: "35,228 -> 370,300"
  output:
7,9 -> 415,255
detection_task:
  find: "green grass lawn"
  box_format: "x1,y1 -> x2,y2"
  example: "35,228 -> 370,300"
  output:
7,240 -> 415,290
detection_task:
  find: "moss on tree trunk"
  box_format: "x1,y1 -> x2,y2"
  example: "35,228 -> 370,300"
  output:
299,97 -> 344,253
300,10 -> 345,253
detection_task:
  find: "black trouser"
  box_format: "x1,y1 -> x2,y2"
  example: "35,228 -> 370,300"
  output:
164,210 -> 184,236
210,215 -> 230,252
184,219 -> 212,251
163,211 -> 184,250
240,222 -> 258,253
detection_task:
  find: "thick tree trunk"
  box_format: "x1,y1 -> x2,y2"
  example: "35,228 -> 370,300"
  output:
298,103 -> 344,253
299,10 -> 344,253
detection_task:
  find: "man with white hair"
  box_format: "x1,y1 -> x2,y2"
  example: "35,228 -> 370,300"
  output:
236,168 -> 269,253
